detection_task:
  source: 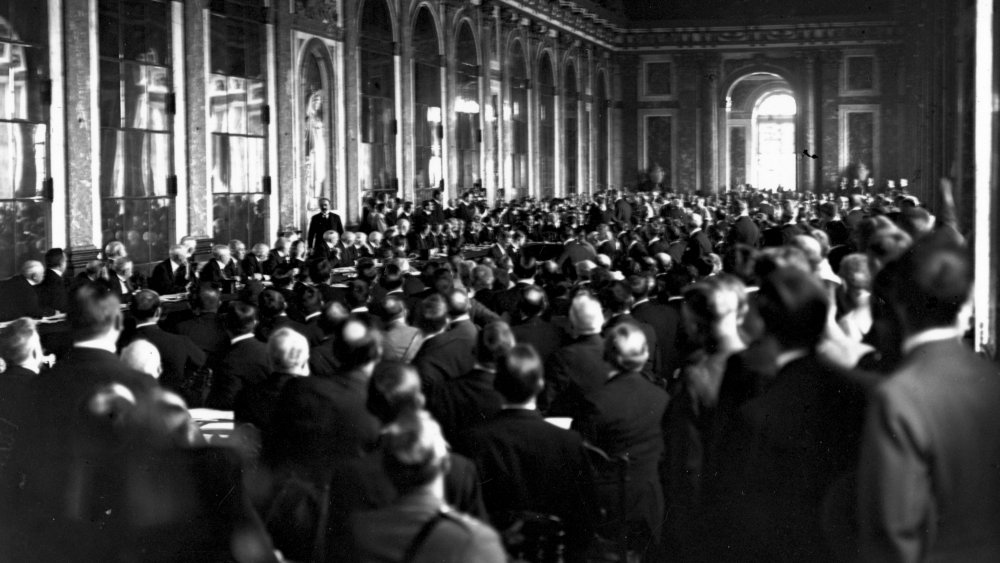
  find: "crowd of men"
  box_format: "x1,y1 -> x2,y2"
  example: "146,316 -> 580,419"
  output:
0,181 -> 997,563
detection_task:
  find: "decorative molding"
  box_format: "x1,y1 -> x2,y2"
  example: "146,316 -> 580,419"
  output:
621,20 -> 901,51
292,0 -> 340,38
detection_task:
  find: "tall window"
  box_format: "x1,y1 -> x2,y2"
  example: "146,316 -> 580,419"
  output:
99,0 -> 173,264
209,0 -> 268,247
359,0 -> 396,194
564,63 -> 578,195
596,71 -> 608,191
507,40 -> 528,198
0,4 -> 49,278
412,8 -> 440,200
753,91 -> 796,190
537,53 -> 555,197
454,23 -> 480,193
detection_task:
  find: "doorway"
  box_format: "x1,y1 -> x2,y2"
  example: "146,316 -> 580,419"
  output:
725,72 -> 797,191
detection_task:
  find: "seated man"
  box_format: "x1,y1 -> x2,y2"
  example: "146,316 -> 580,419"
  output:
0,260 -> 47,321
128,290 -> 206,398
456,344 -> 595,561
207,302 -> 270,411
0,318 -> 44,467
233,327 -> 308,436
149,244 -> 196,296
176,286 -> 228,368
350,410 -> 505,563
199,244 -> 240,288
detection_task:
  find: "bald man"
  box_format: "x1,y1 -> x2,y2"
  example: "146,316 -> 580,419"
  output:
0,260 -> 47,321
545,294 -> 614,415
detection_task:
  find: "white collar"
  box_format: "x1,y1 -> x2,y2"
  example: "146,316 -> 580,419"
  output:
350,306 -> 369,313
902,327 -> 963,356
135,320 -> 158,329
633,298 -> 650,308
74,338 -> 118,354
304,311 -> 321,322
775,348 -> 810,371
450,314 -> 471,324
230,333 -> 255,345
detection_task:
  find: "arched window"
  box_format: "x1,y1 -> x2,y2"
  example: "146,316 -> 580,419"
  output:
595,71 -> 609,191
454,23 -> 480,193
537,52 -> 555,197
412,7 -> 441,200
99,0 -> 173,265
564,62 -> 578,195
507,40 -> 528,198
209,0 -> 268,247
753,91 -> 796,190
359,0 -> 396,194
0,5 -> 49,278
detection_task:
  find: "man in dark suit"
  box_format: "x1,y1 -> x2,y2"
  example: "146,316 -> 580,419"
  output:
36,248 -> 69,314
601,281 -> 660,379
413,294 -> 476,395
127,290 -> 206,398
613,191 -> 633,227
557,226 -> 598,273
429,321 -> 511,444
241,243 -> 270,281
446,288 -> 479,344
198,244 -> 240,288
510,284 -> 564,364
455,192 -> 475,223
207,301 -> 271,411
149,244 -> 195,295
456,344 -> 595,559
377,292 -> 423,364
858,240 -> 1000,562
2,284 -> 158,561
629,274 -> 682,377
0,318 -> 43,456
255,288 -> 307,342
681,212 -> 713,267
726,199 -> 761,248
713,267 -> 871,562
573,323 -> 669,555
545,294 -> 614,415
233,327 -> 305,436
176,286 -> 228,367
0,260 -> 47,321
307,197 -> 344,253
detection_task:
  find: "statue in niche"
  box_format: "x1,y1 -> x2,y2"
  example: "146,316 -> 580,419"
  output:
304,89 -> 327,201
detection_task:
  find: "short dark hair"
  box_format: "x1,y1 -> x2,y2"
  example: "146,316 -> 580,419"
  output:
600,281 -> 634,315
416,294 -> 449,333
223,301 -> 258,335
494,344 -> 544,404
346,279 -> 370,309
309,259 -> 332,284
258,288 -> 287,318
476,321 -> 515,364
381,411 -> 450,493
513,257 -> 537,280
44,248 -> 66,270
0,318 -> 37,365
380,263 -> 404,292
131,290 -> 161,322
67,284 -> 121,340
367,361 -> 425,423
888,239 -> 971,331
757,268 -> 829,350
332,316 -> 383,371
193,285 -> 221,312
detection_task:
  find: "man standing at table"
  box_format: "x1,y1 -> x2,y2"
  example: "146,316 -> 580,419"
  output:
308,197 -> 344,255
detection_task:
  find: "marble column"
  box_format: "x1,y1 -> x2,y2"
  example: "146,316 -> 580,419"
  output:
702,54 -> 721,194
802,51 -> 819,192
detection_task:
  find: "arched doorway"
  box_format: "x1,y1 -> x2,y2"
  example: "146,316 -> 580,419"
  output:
412,7 -> 441,200
358,0 -> 396,195
724,72 -> 797,191
564,62 -> 578,195
454,22 -> 480,193
537,52 -> 555,198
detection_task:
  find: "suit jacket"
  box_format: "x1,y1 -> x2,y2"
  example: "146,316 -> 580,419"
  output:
858,339 -> 1000,563
449,318 -> 478,344
106,275 -> 136,303
545,333 -> 613,416
605,313 -> 660,381
35,269 -> 68,314
382,321 -> 424,363
682,229 -> 713,266
632,300 -> 683,378
614,199 -> 633,226
350,490 -> 505,563
511,316 -> 565,365
176,312 -> 228,365
762,223 -> 805,248
572,370 -> 669,539
265,371 -> 380,477
308,338 -> 340,379
729,354 -> 870,562
207,336 -> 270,410
429,367 -> 504,445
557,240 -> 598,270
0,365 -> 37,459
233,371 -> 297,434
413,330 -> 476,394
198,259 -> 240,287
131,324 -> 207,396
457,409 -> 594,550
0,276 -> 45,321
241,255 -> 266,281
149,259 -> 194,295
307,211 -> 344,250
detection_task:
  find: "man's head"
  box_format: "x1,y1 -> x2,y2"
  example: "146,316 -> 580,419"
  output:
471,265 -> 494,291
258,289 -> 287,318
223,301 -> 258,337
346,279 -> 370,310
600,281 -> 634,316
44,248 -> 67,272
416,294 -> 449,334
68,284 -> 123,342
21,260 -> 44,285
604,322 -> 649,373
569,294 -> 604,336
885,239 -> 971,334
517,285 -> 548,319
494,344 -> 544,405
120,339 -> 162,379
212,244 -> 232,265
379,293 -> 409,324
252,243 -> 270,259
332,316 -> 383,375
193,286 -> 221,314
267,327 -> 310,375
343,232 -> 356,247
476,321 -> 515,365
380,410 -> 451,495
319,197 -> 330,212
445,288 -> 470,319
169,244 -> 188,265
367,362 -> 425,423
0,317 -> 41,371
757,268 -> 829,351
180,235 -> 198,257
229,239 -> 247,261
112,256 -> 133,280
131,290 -> 162,324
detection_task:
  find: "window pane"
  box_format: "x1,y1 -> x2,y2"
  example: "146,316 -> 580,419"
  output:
122,61 -> 147,128
145,2 -> 168,66
14,122 -> 44,198
211,134 -> 229,193
15,200 -> 47,264
209,74 -> 228,133
227,76 -> 246,135
247,137 -> 264,192
210,15 -> 228,74
247,79 -> 265,136
228,135 -> 248,193
147,132 -> 171,196
99,61 -> 122,127
0,122 -> 13,199
121,0 -> 145,61
100,129 -> 125,198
